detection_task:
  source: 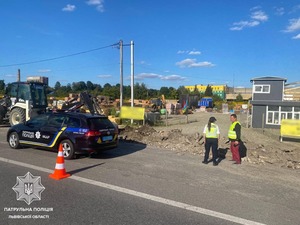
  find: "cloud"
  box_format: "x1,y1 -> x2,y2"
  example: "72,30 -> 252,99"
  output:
135,73 -> 162,79
230,9 -> 268,31
176,58 -> 215,68
97,74 -> 112,78
292,33 -> 300,39
4,74 -> 16,77
139,61 -> 151,66
177,50 -> 188,54
284,18 -> 300,32
290,4 -> 300,14
230,20 -> 260,30
37,69 -> 51,73
251,10 -> 268,22
135,73 -> 186,82
188,51 -> 201,55
160,75 -> 186,81
86,0 -> 104,12
274,7 -> 285,16
62,4 -> 76,12
177,50 -> 201,55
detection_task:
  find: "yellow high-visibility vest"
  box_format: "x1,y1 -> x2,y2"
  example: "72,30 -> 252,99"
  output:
205,123 -> 218,138
228,121 -> 241,139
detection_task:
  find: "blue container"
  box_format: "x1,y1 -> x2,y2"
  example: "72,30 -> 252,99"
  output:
199,97 -> 213,108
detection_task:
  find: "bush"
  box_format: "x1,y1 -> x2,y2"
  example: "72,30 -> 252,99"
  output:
110,107 -> 116,116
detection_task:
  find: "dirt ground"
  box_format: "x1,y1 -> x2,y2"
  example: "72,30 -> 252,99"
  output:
119,112 -> 300,170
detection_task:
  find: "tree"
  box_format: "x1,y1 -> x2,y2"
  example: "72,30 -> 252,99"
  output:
66,83 -> 72,92
134,83 -> 148,99
236,93 -> 243,101
54,81 -> 61,90
212,94 -> 223,102
147,88 -> 159,98
102,83 -> 119,98
123,85 -> 131,99
86,81 -> 94,91
190,84 -> 199,95
90,84 -> 102,96
103,83 -> 112,89
204,85 -> 213,96
72,81 -> 87,92
169,87 -> 179,99
159,86 -> 170,98
0,80 -> 5,94
177,86 -> 189,96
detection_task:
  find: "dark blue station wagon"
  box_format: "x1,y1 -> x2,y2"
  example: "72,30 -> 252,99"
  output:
7,112 -> 119,159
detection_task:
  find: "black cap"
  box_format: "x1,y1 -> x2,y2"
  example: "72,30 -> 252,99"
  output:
209,117 -> 217,123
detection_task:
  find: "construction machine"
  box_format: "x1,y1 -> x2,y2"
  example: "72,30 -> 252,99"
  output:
60,92 -> 104,115
148,95 -> 166,112
0,76 -> 48,126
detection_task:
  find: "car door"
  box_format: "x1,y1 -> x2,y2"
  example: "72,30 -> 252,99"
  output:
19,114 -> 49,145
37,114 -> 68,148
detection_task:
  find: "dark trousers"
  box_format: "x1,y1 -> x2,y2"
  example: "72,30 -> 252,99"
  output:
204,138 -> 218,163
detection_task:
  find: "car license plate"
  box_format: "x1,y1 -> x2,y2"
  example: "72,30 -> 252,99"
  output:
102,136 -> 112,141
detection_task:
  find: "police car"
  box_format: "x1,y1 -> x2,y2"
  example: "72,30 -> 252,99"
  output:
7,112 -> 119,159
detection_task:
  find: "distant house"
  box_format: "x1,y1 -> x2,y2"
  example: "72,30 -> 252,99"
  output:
284,83 -> 300,101
226,87 -> 252,101
250,76 -> 300,129
184,84 -> 227,99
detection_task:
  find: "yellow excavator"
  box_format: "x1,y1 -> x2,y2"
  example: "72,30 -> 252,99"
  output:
148,95 -> 166,112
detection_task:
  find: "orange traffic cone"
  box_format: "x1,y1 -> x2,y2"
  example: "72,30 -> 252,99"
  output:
49,144 -> 71,180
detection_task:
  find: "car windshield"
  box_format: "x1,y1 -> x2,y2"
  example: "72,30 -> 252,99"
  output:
26,114 -> 50,127
88,118 -> 114,130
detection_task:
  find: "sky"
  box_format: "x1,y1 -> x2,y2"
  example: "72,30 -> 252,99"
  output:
1,0 -> 300,90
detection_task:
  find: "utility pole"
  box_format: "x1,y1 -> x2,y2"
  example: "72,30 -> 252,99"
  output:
117,40 -> 134,111
130,40 -> 134,107
130,41 -> 134,124
119,40 -> 123,108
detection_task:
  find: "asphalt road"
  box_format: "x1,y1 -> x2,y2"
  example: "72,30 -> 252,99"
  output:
0,126 -> 300,225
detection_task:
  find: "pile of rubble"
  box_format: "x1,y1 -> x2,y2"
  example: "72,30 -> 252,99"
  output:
119,125 -> 300,170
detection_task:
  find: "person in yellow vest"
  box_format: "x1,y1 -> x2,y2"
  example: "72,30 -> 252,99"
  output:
228,114 -> 241,164
202,116 -> 220,166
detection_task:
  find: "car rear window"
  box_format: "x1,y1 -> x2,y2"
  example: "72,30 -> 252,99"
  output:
87,118 -> 114,130
66,117 -> 81,128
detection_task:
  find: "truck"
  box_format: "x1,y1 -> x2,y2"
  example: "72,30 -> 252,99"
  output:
0,76 -> 48,126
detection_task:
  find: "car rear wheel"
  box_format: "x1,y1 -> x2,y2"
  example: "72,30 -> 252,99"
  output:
8,132 -> 21,149
60,139 -> 75,160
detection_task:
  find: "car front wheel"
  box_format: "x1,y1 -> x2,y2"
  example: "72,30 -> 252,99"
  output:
9,108 -> 26,126
60,139 -> 75,160
8,132 -> 21,149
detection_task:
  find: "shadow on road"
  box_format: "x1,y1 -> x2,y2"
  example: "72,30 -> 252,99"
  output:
91,140 -> 147,159
68,163 -> 105,175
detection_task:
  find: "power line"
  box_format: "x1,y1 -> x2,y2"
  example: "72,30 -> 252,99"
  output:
0,43 -> 119,68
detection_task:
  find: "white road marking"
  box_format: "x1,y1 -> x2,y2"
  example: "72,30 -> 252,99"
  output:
0,157 -> 265,225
